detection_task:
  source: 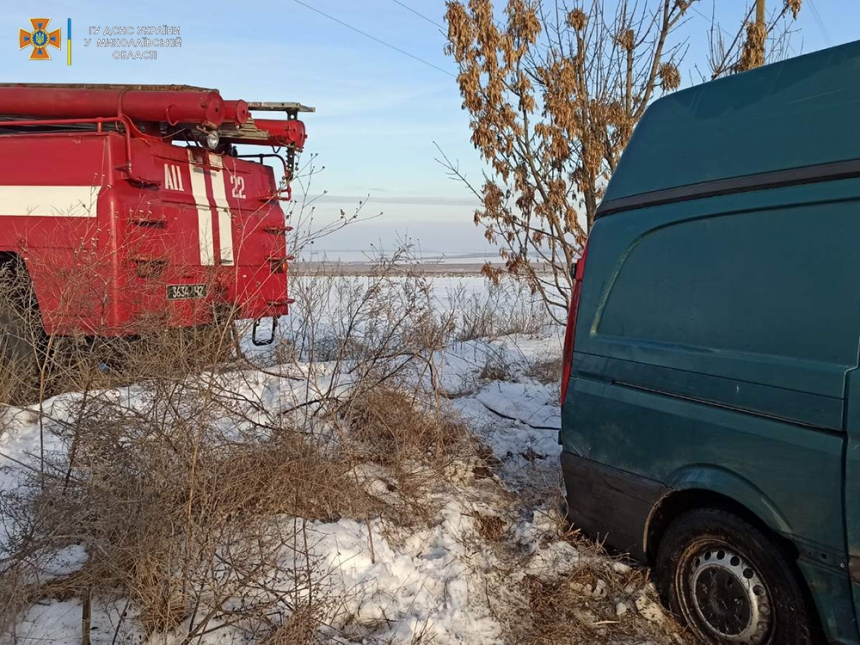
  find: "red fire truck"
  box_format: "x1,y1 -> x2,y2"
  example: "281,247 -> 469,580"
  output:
0,84 -> 310,367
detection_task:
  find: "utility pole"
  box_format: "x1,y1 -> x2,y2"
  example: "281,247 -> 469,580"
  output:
754,0 -> 766,68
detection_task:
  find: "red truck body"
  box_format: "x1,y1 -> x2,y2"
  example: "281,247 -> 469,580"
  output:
0,84 -> 310,339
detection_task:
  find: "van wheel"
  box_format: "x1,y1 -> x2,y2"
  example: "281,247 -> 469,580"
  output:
655,508 -> 815,645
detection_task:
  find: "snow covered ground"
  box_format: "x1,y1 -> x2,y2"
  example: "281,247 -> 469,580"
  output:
0,275 -> 685,645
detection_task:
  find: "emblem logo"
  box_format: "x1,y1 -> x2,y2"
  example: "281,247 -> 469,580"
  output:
19,18 -> 61,60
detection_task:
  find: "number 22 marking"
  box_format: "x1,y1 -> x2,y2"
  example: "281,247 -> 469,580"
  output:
230,174 -> 246,200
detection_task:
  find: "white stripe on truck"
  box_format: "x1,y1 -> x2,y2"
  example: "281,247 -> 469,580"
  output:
0,185 -> 99,217
187,150 -> 215,266
208,153 -> 234,266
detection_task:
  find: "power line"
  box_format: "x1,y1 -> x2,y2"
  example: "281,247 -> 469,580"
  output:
292,0 -> 455,77
807,0 -> 832,46
392,0 -> 445,30
689,3 -> 734,39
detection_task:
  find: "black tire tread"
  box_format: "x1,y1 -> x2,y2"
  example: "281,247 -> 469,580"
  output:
655,507 -> 817,645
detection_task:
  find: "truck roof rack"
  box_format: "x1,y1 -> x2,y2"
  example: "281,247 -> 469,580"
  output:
0,83 -> 214,92
0,83 -> 312,158
246,102 -> 316,113
0,84 -> 316,114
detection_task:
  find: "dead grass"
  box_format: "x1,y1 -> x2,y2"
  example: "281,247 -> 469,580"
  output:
516,567 -> 683,645
479,353 -> 515,382
449,279 -> 550,342
466,510 -> 689,645
341,383 -> 482,529
260,605 -> 323,645
523,354 -> 562,386
2,391 -> 372,635
475,513 -> 508,543
346,385 -> 472,466
0,251 -> 486,641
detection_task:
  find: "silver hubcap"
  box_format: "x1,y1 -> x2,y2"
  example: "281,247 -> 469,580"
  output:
686,546 -> 773,643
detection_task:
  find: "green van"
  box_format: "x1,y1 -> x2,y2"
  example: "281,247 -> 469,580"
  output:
560,41 -> 860,645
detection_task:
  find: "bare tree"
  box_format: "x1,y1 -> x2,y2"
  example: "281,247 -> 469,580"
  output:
709,0 -> 802,79
442,0 -> 802,319
285,153 -> 381,261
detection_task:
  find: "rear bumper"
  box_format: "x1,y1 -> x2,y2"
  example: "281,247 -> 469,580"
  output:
44,264 -> 289,336
560,451 -> 667,561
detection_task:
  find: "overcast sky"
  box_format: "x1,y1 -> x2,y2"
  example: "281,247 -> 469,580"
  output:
2,1 -> 858,256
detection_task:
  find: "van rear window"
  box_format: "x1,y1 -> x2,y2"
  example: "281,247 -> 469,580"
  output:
598,204 -> 860,366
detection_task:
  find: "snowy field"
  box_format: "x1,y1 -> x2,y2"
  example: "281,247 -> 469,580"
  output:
0,274 -> 686,645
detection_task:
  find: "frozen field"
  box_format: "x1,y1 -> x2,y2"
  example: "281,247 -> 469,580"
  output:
0,273 -> 686,645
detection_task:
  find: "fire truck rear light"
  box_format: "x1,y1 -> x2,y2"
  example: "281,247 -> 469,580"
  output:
269,258 -> 289,274
266,298 -> 292,307
560,240 -> 589,407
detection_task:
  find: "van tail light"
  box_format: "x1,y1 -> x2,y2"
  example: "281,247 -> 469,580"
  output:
560,240 -> 589,407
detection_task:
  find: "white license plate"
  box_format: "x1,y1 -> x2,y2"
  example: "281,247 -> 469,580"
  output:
166,284 -> 208,300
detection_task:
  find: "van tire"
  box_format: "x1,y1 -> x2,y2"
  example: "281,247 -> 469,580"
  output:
655,508 -> 815,645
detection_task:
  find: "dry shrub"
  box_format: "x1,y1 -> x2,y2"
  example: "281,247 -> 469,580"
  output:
503,528 -> 686,645
260,605 -> 321,645
0,299 -> 369,639
0,495 -> 42,634
0,257 -> 44,404
3,246 -> 559,642
346,385 -> 472,467
450,278 -> 548,342
7,385 -> 368,637
479,353 -> 514,382
524,354 -> 562,386
0,249 -> 480,640
0,250 -> 241,409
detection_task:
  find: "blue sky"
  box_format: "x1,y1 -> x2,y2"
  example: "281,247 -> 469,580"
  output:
1,1 -> 858,255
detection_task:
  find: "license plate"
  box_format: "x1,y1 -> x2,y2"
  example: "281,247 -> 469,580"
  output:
166,284 -> 208,300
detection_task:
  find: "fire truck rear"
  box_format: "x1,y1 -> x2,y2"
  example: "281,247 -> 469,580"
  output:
0,84 -> 310,367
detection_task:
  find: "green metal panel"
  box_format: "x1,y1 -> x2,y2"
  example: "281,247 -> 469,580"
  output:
580,179 -> 860,399
564,375 -> 844,550
796,558 -> 860,645
561,178 -> 860,641
840,369 -> 860,637
604,41 -> 860,203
